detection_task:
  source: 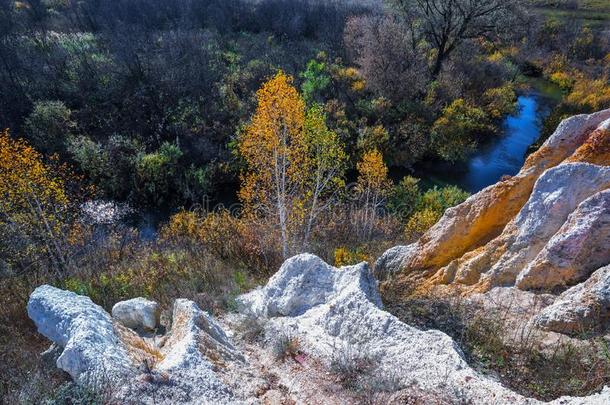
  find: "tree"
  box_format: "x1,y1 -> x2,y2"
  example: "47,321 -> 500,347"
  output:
388,0 -> 523,78
355,149 -> 392,240
238,71 -> 307,258
302,104 -> 347,248
301,57 -> 331,104
431,98 -> 493,162
24,100 -> 75,155
0,129 -> 75,276
135,142 -> 183,207
344,15 -> 429,101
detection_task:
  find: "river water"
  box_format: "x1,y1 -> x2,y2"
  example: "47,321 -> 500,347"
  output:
413,92 -> 556,193
119,85 -> 561,236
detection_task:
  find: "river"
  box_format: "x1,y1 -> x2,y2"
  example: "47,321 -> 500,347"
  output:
121,82 -> 562,236
412,88 -> 560,193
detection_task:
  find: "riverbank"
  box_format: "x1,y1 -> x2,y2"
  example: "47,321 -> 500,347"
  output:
407,78 -> 564,193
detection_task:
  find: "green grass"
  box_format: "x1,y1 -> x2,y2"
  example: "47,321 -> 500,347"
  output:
531,0 -> 610,27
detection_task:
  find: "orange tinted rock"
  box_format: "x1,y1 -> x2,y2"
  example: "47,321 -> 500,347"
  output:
378,110 -> 610,314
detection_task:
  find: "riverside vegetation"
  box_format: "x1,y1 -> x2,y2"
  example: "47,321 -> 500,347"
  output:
1,0 -> 609,402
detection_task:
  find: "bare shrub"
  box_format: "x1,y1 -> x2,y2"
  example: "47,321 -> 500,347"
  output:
235,315 -> 268,343
270,332 -> 301,362
43,382 -> 103,405
329,344 -> 377,391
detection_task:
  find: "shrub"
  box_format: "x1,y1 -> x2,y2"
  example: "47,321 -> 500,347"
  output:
404,209 -> 441,241
483,84 -> 517,119
45,382 -> 104,405
417,186 -> 470,214
431,99 -> 493,162
270,332 -> 301,361
161,209 -> 283,274
135,142 -> 183,207
334,247 -> 370,267
403,185 -> 469,241
24,100 -> 75,154
566,78 -> 610,111
330,344 -> 377,391
549,71 -> 574,91
387,176 -> 420,221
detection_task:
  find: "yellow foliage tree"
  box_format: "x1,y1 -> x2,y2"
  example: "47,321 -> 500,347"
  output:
238,72 -> 347,257
302,104 -> 347,248
355,148 -> 392,239
0,129 -> 72,275
238,71 -> 308,258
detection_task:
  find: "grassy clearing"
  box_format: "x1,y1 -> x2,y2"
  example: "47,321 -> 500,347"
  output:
531,0 -> 610,27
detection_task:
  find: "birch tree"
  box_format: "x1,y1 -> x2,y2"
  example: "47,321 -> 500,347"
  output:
302,104 -> 347,249
0,129 -> 74,276
238,71 -> 307,258
355,149 -> 392,240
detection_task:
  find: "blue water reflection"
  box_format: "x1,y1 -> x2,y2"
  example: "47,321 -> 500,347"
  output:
462,95 -> 544,191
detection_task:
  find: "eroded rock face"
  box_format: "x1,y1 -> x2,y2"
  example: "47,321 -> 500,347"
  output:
516,189 -> 610,290
28,286 -> 238,404
535,265 -> 610,335
477,162 -> 610,289
239,254 -> 610,404
112,297 -> 161,331
377,110 -> 610,335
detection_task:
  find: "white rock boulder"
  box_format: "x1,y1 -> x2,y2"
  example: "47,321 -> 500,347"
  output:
112,297 -> 160,331
516,188 -> 610,290
27,285 -> 135,386
240,253 -> 610,404
118,299 -> 240,404
239,253 -> 381,317
535,264 -> 610,335
481,162 -> 610,288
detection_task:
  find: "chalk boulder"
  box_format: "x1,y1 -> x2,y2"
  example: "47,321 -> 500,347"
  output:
535,265 -> 610,335
112,297 -> 161,331
27,285 -> 135,386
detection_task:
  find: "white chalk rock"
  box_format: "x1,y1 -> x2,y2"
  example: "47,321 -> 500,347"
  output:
517,189 -> 610,290
119,299 -> 240,404
27,285 -> 134,386
28,286 -> 241,404
483,163 -> 610,287
240,254 -> 610,404
535,265 -> 610,335
112,297 -> 160,331
238,253 -> 381,317
374,244 -> 417,280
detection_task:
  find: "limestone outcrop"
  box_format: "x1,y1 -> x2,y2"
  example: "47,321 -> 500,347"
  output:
535,264 -> 610,335
29,255 -> 610,403
377,109 -> 610,335
239,253 -> 610,404
27,285 -> 136,386
112,297 -> 161,331
27,285 -> 237,404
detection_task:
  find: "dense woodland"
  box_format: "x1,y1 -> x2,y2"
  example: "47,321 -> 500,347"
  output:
1,0 -> 606,209
0,0 -> 609,401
